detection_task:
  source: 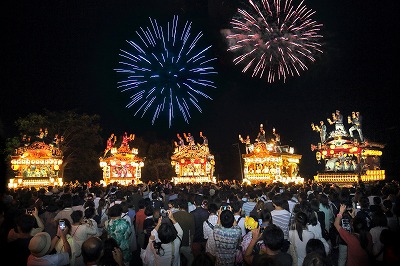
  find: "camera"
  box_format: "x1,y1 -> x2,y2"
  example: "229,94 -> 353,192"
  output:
59,220 -> 66,231
160,209 -> 168,218
221,205 -> 230,211
26,208 -> 35,215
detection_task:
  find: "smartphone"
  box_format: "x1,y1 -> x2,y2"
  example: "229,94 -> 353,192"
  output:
341,218 -> 351,232
59,220 -> 66,231
356,203 -> 361,210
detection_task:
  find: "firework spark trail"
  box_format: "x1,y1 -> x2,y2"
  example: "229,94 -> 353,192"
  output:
224,0 -> 323,83
115,15 -> 217,127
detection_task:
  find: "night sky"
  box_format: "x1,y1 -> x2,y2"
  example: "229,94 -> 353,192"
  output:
2,0 -> 399,181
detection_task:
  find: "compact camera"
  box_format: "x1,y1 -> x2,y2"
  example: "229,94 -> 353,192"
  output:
59,220 -> 66,231
160,209 -> 168,218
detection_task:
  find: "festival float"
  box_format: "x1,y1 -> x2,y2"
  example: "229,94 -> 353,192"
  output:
240,124 -> 304,185
311,110 -> 385,184
8,129 -> 64,188
99,132 -> 144,185
170,132 -> 216,184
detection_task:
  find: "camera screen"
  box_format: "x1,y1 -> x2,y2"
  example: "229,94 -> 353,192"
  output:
341,218 -> 351,232
59,220 -> 66,231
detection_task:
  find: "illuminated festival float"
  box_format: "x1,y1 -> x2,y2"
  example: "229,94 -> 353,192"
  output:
9,129 -> 64,188
99,132 -> 144,185
311,110 -> 385,184
170,132 -> 216,184
239,124 -> 304,185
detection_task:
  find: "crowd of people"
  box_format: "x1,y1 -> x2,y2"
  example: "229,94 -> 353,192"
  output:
0,179 -> 399,266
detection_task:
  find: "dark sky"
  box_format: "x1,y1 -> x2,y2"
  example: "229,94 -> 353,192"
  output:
2,0 -> 399,181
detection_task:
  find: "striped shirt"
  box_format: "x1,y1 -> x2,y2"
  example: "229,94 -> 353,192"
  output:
271,209 -> 291,239
242,201 -> 257,217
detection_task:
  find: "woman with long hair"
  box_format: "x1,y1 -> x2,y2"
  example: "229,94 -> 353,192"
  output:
289,211 -> 314,266
289,211 -> 315,266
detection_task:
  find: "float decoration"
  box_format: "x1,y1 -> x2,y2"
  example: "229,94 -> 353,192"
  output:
99,132 -> 144,185
170,132 -> 216,184
311,110 -> 385,183
9,129 -> 64,188
239,125 -> 304,185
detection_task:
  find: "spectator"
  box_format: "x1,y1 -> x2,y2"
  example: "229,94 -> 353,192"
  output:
289,211 -> 316,266
231,200 -> 246,237
135,199 -> 147,249
212,207 -> 242,265
70,209 -> 98,265
104,203 -> 132,265
242,191 -> 257,217
245,223 -> 292,266
149,210 -> 183,266
370,210 -> 388,264
27,227 -> 71,265
54,218 -> 79,266
271,194 -> 291,240
54,193 -> 74,224
7,207 -> 44,242
190,194 -> 209,258
174,198 -> 195,266
5,213 -> 38,265
203,202 -> 218,260
142,205 -> 156,250
98,237 -> 125,266
334,204 -> 372,266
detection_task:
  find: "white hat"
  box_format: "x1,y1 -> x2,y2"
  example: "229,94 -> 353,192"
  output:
29,232 -> 51,257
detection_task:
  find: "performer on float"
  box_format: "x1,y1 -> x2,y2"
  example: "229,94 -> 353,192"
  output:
311,121 -> 327,143
272,127 -> 282,152
256,124 -> 266,143
348,111 -> 364,142
183,132 -> 195,146
176,133 -> 185,150
239,134 -> 252,154
121,132 -> 134,148
327,110 -> 346,133
200,132 -> 208,146
103,133 -> 117,157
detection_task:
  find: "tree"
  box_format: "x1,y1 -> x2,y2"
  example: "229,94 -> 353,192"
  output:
139,140 -> 175,182
5,109 -> 103,183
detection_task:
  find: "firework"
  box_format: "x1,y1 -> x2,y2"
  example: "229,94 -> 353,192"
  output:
115,15 -> 218,127
223,0 -> 323,83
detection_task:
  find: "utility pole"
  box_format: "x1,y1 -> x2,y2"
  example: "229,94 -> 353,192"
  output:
233,143 -> 244,182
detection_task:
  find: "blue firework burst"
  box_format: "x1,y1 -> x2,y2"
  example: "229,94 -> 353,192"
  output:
115,15 -> 218,127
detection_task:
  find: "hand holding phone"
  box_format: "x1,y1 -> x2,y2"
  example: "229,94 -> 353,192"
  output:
59,220 -> 66,231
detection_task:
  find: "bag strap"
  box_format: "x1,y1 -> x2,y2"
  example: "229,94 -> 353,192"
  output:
171,241 -> 175,266
206,220 -> 214,230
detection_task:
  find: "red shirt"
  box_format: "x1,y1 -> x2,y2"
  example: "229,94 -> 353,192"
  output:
338,227 -> 371,266
135,209 -> 146,232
